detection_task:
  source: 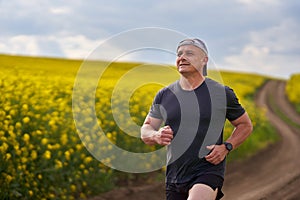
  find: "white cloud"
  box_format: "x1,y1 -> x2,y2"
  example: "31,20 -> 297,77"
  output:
223,48 -> 300,78
236,0 -> 281,7
0,0 -> 299,78
223,19 -> 300,78
249,19 -> 300,53
0,33 -> 150,61
54,34 -> 102,58
49,7 -> 71,15
0,34 -> 103,58
0,35 -> 40,56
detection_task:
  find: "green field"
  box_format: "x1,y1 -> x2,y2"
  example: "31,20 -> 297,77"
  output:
0,54 -> 278,199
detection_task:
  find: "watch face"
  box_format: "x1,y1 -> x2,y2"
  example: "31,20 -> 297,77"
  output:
225,142 -> 233,151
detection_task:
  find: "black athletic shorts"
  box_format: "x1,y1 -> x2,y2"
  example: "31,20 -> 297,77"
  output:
166,174 -> 224,200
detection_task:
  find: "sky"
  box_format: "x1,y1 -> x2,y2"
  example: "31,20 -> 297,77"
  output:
0,0 -> 300,79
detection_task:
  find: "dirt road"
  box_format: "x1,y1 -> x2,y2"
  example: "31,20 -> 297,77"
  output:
91,80 -> 300,200
222,80 -> 300,200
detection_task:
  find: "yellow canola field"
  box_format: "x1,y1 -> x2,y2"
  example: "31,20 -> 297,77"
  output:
286,73 -> 300,113
0,55 -> 277,199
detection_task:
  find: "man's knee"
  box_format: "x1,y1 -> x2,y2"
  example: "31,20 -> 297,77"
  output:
188,183 -> 217,200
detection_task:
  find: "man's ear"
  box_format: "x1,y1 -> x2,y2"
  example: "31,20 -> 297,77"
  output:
202,56 -> 208,65
202,57 -> 208,76
203,65 -> 207,76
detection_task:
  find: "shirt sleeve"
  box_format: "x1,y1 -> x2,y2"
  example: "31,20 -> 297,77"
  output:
225,86 -> 245,121
148,89 -> 164,119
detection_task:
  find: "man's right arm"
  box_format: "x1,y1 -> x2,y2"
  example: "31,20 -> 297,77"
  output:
141,115 -> 173,146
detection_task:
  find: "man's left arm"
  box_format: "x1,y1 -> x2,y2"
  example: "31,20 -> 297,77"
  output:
205,112 -> 253,165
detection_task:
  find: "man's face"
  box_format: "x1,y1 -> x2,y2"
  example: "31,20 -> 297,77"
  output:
176,45 -> 208,75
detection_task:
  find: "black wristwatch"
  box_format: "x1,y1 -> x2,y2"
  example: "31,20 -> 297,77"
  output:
224,142 -> 233,152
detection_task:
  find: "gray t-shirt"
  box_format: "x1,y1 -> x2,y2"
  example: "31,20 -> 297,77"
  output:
149,78 -> 245,183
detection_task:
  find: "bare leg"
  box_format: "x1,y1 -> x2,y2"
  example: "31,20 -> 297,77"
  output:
188,184 -> 218,200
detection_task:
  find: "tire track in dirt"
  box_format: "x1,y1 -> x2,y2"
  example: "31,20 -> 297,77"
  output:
223,80 -> 300,200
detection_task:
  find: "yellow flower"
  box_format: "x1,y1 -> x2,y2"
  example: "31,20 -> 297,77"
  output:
84,156 -> 93,164
15,149 -> 22,156
28,190 -> 33,197
9,109 -> 16,116
79,193 -> 87,199
55,159 -> 63,169
33,181 -> 38,187
15,122 -> 22,129
106,132 -> 112,139
87,143 -> 94,150
22,104 -> 29,111
43,150 -> 51,160
41,138 -> 48,145
82,181 -> 87,187
4,105 -> 10,112
23,133 -> 30,143
21,157 -> 28,163
60,133 -> 68,145
48,120 -> 55,126
5,153 -> 11,160
31,150 -> 38,160
70,184 -> 76,192
79,164 -> 85,169
64,150 -> 70,160
0,142 -> 9,153
38,174 -> 43,180
75,144 -> 82,151
22,116 -> 30,124
6,175 -> 13,183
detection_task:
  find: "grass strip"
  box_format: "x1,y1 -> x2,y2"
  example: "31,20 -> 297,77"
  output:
267,93 -> 300,130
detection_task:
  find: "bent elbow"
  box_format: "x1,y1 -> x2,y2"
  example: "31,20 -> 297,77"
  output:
248,121 -> 254,135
